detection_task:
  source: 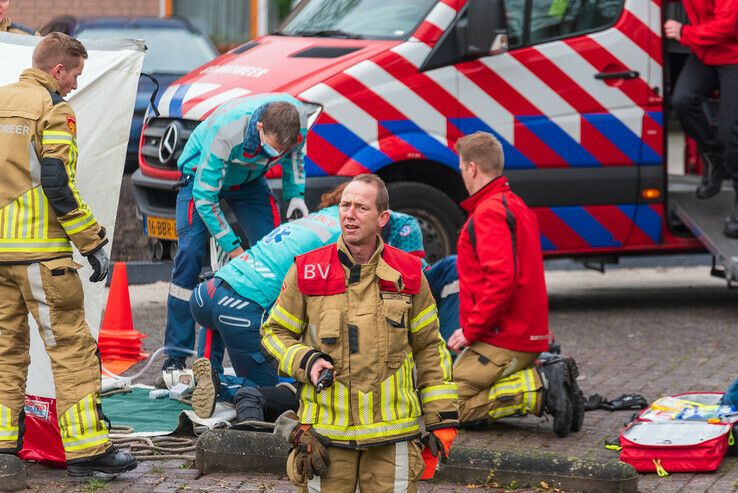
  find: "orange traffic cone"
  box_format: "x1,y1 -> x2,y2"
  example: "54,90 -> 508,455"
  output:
98,262 -> 148,375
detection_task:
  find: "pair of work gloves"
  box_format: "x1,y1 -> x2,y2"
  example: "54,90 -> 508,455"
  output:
274,410 -> 458,480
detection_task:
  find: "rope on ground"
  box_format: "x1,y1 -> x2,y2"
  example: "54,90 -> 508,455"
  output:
110,425 -> 196,461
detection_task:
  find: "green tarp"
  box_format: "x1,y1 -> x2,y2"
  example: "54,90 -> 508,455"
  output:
102,387 -> 190,433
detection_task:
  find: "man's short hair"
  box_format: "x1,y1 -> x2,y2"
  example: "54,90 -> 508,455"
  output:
349,174 -> 389,212
455,131 -> 504,175
261,102 -> 301,150
32,32 -> 88,72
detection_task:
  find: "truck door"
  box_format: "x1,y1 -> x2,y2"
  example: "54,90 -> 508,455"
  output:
454,0 -> 661,254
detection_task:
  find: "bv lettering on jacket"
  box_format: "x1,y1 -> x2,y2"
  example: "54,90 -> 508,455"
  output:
303,263 -> 330,280
0,124 -> 30,135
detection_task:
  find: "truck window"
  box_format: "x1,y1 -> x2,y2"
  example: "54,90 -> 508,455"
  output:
504,0 -> 623,47
279,0 -> 436,40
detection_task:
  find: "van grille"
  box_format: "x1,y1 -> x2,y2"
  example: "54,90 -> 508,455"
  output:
140,118 -> 199,170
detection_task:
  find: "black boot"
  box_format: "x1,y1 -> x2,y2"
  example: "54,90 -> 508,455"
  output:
564,357 -> 585,432
67,447 -> 137,477
724,197 -> 738,238
537,358 -> 573,438
696,149 -> 727,199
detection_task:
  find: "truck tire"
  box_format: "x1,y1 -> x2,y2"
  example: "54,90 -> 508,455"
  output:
387,181 -> 465,264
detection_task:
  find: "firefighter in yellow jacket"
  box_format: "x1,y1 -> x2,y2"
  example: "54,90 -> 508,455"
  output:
0,33 -> 136,476
263,174 -> 459,492
0,0 -> 37,35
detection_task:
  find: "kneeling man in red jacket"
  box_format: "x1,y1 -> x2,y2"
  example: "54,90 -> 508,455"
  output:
447,132 -> 583,437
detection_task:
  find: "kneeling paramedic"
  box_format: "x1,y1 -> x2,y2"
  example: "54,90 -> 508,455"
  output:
263,174 -> 458,492
0,33 -> 136,475
163,93 -> 309,372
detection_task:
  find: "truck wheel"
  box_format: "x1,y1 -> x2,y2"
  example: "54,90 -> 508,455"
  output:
387,182 -> 465,264
147,239 -> 178,261
147,238 -> 164,261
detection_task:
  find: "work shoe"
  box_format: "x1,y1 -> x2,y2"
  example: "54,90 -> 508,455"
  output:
564,357 -> 585,432
67,447 -> 137,477
725,201 -> 738,238
696,150 -> 727,199
192,357 -> 219,419
161,356 -> 186,372
537,358 -> 573,438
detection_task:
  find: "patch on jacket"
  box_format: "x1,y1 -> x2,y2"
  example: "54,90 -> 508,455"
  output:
66,115 -> 76,135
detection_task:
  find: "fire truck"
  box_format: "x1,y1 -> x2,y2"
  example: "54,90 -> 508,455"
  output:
132,0 -> 738,280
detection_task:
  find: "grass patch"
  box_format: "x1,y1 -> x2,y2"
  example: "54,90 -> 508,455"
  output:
83,478 -> 109,492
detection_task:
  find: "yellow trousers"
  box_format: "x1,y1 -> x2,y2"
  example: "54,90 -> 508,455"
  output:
288,440 -> 425,492
0,260 -> 110,461
453,341 -> 542,423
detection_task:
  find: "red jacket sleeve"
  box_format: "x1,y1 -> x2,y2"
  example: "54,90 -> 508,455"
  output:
462,204 -> 516,343
681,0 -> 738,49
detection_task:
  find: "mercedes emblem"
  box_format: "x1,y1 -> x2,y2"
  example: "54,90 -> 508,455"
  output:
158,121 -> 182,165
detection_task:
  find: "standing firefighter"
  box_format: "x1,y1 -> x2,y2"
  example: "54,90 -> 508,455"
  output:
263,175 -> 458,492
0,33 -> 136,475
0,0 -> 37,35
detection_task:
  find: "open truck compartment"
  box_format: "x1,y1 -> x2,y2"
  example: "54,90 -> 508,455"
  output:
669,175 -> 738,283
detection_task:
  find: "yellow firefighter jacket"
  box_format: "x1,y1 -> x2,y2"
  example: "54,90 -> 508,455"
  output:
0,68 -> 106,263
262,236 -> 458,448
0,17 -> 37,35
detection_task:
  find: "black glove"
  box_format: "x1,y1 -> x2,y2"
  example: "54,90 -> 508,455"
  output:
87,248 -> 110,283
599,394 -> 648,411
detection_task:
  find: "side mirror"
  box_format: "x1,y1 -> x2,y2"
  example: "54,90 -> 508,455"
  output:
458,0 -> 509,58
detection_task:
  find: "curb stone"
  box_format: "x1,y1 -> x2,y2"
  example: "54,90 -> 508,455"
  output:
195,429 -> 638,492
437,447 -> 638,493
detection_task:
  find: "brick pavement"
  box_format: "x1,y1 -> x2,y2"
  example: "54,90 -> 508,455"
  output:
14,266 -> 738,492
455,267 -> 738,493
21,460 -> 539,492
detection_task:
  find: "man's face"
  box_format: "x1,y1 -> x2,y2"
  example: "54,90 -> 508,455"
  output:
0,0 -> 9,22
339,181 -> 389,249
257,122 -> 286,157
458,156 -> 474,194
53,58 -> 84,97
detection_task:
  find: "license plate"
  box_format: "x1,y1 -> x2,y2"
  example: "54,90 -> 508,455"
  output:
145,215 -> 178,241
